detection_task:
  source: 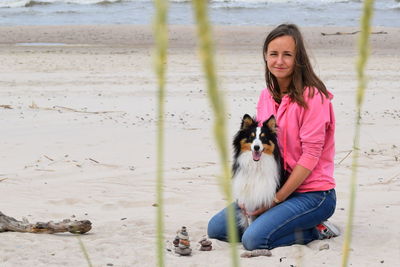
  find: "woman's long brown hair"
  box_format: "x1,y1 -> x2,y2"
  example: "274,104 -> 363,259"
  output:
263,24 -> 329,107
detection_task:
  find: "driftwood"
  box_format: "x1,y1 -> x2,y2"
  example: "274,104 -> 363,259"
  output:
321,31 -> 387,36
240,249 -> 272,258
0,105 -> 12,109
29,102 -> 122,114
0,212 -> 91,234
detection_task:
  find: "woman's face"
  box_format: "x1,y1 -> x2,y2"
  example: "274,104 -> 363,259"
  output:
265,35 -> 296,89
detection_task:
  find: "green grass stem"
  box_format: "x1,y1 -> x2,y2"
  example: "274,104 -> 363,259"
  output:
191,1 -> 239,267
341,1 -> 375,266
153,0 -> 168,266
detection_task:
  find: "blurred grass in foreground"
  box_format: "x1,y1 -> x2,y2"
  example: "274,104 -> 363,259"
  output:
153,0 -> 168,266
342,0 -> 375,266
191,1 -> 239,267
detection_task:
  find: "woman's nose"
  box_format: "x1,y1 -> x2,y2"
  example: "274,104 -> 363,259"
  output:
277,55 -> 284,64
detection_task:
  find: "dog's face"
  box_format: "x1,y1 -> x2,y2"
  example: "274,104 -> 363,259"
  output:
233,114 -> 277,161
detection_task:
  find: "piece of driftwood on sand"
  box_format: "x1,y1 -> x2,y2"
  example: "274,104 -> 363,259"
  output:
240,249 -> 272,258
0,212 -> 91,234
0,104 -> 13,109
321,31 -> 387,36
29,102 -> 123,114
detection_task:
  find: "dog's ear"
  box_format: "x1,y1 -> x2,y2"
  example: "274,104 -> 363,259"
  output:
241,114 -> 254,130
263,115 -> 277,133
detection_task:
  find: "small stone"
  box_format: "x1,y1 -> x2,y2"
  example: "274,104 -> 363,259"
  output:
178,232 -> 189,240
173,237 -> 179,247
175,247 -> 192,256
180,239 -> 190,247
199,239 -> 212,246
319,243 -> 330,251
199,245 -> 212,251
106,264 -> 114,266
198,238 -> 212,251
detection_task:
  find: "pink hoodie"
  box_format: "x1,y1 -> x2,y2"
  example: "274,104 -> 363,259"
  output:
257,87 -> 335,193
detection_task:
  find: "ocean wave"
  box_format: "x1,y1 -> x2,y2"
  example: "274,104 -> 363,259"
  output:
0,0 -> 398,9
390,3 -> 400,10
25,1 -> 52,7
0,0 -> 127,8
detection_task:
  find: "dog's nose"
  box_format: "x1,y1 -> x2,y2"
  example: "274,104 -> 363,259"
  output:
254,145 -> 260,151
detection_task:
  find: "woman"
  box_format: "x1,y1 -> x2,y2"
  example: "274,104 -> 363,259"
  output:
207,24 -> 339,250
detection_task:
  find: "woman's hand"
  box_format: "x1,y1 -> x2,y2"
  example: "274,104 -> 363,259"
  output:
238,203 -> 248,216
246,203 -> 276,216
239,203 -> 276,217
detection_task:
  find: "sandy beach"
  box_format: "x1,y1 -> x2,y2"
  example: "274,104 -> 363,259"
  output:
0,25 -> 399,266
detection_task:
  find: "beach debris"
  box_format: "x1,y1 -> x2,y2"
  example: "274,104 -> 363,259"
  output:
29,102 -> 122,114
88,158 -> 100,164
0,211 -> 91,234
337,150 -> 352,165
43,155 -> 54,161
321,31 -> 387,36
319,243 -> 330,251
240,249 -> 272,258
0,105 -> 12,109
198,237 -> 212,251
174,226 -> 192,256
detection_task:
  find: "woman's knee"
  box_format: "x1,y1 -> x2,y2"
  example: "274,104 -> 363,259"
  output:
241,229 -> 269,250
207,214 -> 226,240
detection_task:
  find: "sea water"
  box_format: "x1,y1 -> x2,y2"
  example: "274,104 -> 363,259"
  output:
0,0 -> 399,27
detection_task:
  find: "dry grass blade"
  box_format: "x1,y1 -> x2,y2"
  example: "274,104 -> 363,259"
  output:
341,0 -> 375,266
191,1 -> 239,266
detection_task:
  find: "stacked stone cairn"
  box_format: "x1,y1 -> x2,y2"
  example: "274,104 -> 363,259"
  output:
173,226 -> 192,256
198,237 -> 212,251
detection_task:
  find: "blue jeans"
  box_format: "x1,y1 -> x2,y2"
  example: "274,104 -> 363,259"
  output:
207,189 -> 336,250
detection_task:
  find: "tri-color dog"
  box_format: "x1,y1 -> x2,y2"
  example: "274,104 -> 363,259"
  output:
232,114 -> 286,228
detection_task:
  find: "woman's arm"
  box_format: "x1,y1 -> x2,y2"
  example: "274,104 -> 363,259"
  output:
275,165 -> 311,202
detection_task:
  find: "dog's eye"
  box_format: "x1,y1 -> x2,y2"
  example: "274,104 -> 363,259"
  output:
260,133 -> 265,137
251,132 -> 255,137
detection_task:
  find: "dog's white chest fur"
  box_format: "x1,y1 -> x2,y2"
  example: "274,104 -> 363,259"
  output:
233,151 -> 280,213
